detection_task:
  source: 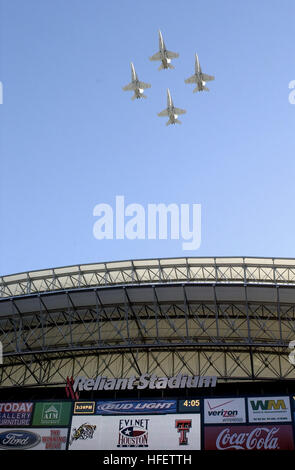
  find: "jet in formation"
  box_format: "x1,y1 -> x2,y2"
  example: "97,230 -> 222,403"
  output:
122,62 -> 151,100
158,88 -> 186,125
149,30 -> 179,70
123,34 -> 215,125
185,53 -> 215,92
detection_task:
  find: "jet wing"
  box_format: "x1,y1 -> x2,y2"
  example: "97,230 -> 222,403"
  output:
158,109 -> 169,117
185,75 -> 196,84
149,52 -> 162,61
166,51 -> 179,59
202,73 -> 215,82
173,108 -> 186,115
122,83 -> 135,91
138,81 -> 151,89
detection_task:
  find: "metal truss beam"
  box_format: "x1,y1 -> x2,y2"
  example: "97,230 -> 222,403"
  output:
3,257 -> 295,298
1,258 -> 295,388
0,346 -> 294,388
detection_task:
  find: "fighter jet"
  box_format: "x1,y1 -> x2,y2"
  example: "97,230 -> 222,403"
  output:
149,30 -> 179,70
122,62 -> 151,100
158,89 -> 186,125
185,53 -> 215,92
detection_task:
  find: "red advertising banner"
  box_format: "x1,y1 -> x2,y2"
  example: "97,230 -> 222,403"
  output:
204,424 -> 294,450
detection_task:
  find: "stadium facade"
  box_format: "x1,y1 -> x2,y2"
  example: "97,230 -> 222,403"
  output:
1,256 -> 295,395
1,257 -> 295,450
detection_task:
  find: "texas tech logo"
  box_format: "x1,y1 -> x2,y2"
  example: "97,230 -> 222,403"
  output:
175,419 -> 192,445
117,418 -> 149,447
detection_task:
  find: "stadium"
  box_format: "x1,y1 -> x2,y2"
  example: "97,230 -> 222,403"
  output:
1,255 -> 295,396
0,256 -> 295,450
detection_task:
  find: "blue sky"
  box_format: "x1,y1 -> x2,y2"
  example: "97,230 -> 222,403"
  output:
0,0 -> 295,275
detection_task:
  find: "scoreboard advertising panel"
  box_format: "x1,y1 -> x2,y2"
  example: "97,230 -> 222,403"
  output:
69,414 -> 201,450
203,395 -> 294,451
0,396 -> 295,450
203,398 -> 246,424
204,424 -> 294,450
95,399 -> 177,415
69,399 -> 200,450
247,396 -> 291,423
0,403 -> 33,426
0,428 -> 68,450
32,402 -> 72,426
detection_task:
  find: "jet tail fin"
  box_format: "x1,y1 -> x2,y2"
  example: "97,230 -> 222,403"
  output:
158,63 -> 175,71
193,85 -> 209,93
166,118 -> 181,126
131,93 -> 147,100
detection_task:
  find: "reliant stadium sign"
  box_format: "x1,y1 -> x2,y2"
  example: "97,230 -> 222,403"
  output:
68,374 -> 217,394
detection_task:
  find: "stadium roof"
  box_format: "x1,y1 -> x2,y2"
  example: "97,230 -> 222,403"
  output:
1,257 -> 295,387
2,256 -> 295,298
